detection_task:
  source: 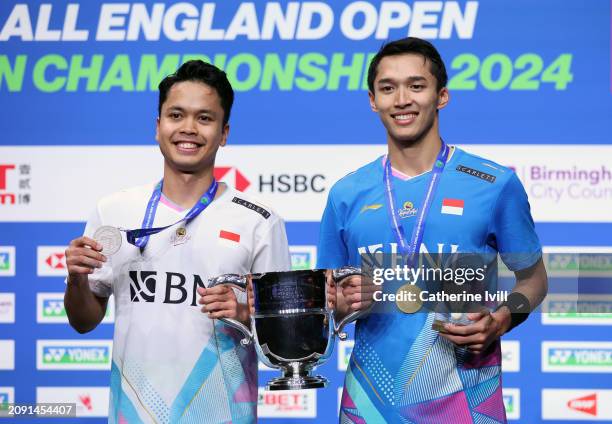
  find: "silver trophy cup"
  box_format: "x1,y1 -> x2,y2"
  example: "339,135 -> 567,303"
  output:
208,267 -> 365,390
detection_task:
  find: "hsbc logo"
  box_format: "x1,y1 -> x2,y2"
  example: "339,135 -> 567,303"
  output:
37,246 -> 68,277
37,293 -> 114,324
37,340 -> 112,370
215,165 -> 327,194
257,388 -> 316,418
501,340 -> 520,372
37,387 -> 109,417
338,339 -> 354,371
214,166 -> 250,192
0,247 -> 15,277
542,389 -> 612,420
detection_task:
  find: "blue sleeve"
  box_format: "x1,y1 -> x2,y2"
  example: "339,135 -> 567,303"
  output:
317,193 -> 349,269
490,173 -> 542,271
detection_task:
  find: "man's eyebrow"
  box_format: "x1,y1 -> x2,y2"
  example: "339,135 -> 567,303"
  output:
377,76 -> 428,85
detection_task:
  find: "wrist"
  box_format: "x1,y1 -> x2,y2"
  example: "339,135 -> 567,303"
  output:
493,306 -> 512,337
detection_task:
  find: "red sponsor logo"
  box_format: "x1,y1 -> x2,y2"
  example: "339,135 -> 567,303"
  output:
259,393 -> 306,411
214,167 -> 250,192
79,394 -> 93,411
567,393 -> 597,416
45,253 -> 66,270
219,230 -> 240,243
0,165 -> 15,190
0,164 -> 16,205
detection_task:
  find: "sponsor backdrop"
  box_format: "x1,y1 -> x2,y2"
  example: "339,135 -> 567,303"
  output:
1,1 -> 611,423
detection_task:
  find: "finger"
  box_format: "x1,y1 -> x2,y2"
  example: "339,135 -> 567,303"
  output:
339,275 -> 361,288
467,310 -> 489,321
202,301 -> 233,313
76,247 -> 107,263
197,287 -> 206,296
67,255 -> 104,270
443,322 -> 483,336
68,266 -> 96,275
204,286 -> 231,296
201,294 -> 235,304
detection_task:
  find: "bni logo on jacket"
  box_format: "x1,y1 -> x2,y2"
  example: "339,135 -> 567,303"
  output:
542,341 -> 612,373
37,340 -> 112,370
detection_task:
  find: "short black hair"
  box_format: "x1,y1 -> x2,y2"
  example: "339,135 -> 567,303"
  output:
158,60 -> 234,126
367,37 -> 448,93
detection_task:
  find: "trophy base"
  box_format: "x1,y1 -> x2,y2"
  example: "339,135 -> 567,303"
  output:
266,375 -> 328,391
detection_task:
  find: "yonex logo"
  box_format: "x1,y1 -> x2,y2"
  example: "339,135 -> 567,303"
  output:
0,254 -> 8,270
503,394 -> 515,413
543,343 -> 612,372
291,252 -> 313,270
42,300 -> 65,318
42,347 -> 110,365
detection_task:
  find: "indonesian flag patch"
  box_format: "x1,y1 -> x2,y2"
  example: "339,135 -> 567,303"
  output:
441,198 -> 464,216
219,230 -> 241,243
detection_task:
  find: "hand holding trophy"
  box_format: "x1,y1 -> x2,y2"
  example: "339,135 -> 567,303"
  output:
208,267 -> 369,390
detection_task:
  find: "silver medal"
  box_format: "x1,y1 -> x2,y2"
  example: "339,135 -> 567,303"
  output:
93,226 -> 122,256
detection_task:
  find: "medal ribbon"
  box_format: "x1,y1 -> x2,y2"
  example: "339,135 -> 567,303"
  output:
125,178 -> 218,249
384,142 -> 449,264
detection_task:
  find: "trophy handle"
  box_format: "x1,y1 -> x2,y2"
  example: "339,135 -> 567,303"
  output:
332,266 -> 370,340
207,274 -> 253,346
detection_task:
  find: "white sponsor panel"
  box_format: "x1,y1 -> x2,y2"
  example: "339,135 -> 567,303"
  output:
0,340 -> 14,370
2,145 -> 610,222
501,340 -> 520,372
37,246 -> 68,277
465,145 -> 612,222
338,339 -> 354,371
36,387 -> 109,418
503,388 -> 520,420
542,294 -> 612,326
257,387 -> 317,418
37,340 -> 112,370
542,389 -> 612,420
37,293 -> 114,324
0,246 -> 15,277
542,341 -> 612,373
289,245 -> 317,270
0,293 -> 15,323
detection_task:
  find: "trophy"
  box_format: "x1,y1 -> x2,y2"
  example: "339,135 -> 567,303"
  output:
208,267 -> 365,390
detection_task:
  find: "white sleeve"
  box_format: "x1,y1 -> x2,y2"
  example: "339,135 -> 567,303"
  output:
81,206 -> 114,298
251,216 -> 291,273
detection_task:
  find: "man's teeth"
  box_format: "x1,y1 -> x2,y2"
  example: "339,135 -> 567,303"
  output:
394,114 -> 417,120
177,142 -> 198,148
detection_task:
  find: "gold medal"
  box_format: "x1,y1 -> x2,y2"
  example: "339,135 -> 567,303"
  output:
395,284 -> 423,314
176,227 -> 187,237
